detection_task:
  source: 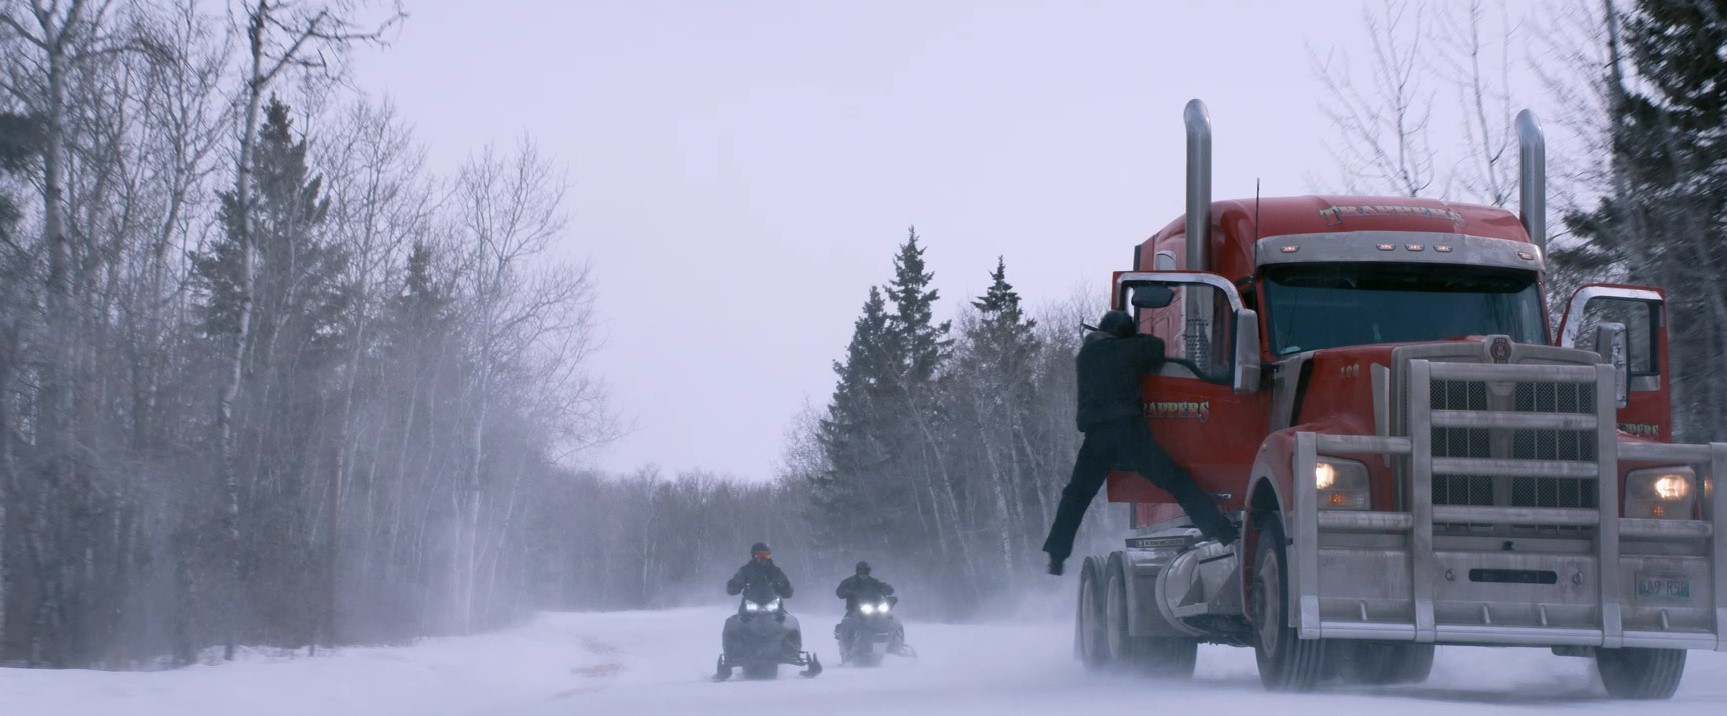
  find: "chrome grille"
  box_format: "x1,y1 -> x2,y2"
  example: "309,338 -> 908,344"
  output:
1427,376 -> 1597,511
1391,340 -> 1608,537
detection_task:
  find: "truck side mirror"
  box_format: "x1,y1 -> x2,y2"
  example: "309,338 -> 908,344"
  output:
1234,308 -> 1261,394
1593,322 -> 1629,408
1130,285 -> 1175,309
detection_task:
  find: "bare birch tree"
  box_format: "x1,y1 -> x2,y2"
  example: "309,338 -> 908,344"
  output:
1309,0 -> 1438,197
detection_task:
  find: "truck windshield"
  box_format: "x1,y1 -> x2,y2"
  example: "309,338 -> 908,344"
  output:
1262,263 -> 1545,356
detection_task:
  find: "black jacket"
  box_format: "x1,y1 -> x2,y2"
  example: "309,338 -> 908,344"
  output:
1075,331 -> 1165,431
726,559 -> 793,598
836,575 -> 894,611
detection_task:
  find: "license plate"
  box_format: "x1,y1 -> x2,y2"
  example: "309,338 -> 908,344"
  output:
1635,572 -> 1692,602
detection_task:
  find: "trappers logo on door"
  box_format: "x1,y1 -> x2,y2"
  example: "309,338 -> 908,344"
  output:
1145,400 -> 1210,422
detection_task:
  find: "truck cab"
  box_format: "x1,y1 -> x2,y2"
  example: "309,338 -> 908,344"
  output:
1072,100 -> 1725,698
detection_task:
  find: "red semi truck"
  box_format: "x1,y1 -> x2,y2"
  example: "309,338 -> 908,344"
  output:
1073,99 -> 1726,698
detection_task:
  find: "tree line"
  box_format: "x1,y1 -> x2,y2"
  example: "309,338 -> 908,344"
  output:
548,235 -> 1111,621
1,0 -> 608,667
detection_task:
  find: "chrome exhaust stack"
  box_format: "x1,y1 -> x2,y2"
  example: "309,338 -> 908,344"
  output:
1517,109 -> 1545,256
1185,99 -> 1212,272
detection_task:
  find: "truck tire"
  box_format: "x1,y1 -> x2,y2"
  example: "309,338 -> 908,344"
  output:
1252,514 -> 1326,692
1105,553 -> 1197,679
1076,557 -> 1111,671
1596,647 -> 1685,699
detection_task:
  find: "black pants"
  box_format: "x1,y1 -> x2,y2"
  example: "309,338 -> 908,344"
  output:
1041,418 -> 1234,561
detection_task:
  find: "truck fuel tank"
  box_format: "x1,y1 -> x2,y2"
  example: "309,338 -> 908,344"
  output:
1155,539 -> 1244,630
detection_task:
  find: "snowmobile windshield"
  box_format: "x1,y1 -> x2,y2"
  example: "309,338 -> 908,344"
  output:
1262,263 -> 1546,356
741,582 -> 780,606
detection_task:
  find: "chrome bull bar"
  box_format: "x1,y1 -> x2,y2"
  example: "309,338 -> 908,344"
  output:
1291,359 -> 1727,651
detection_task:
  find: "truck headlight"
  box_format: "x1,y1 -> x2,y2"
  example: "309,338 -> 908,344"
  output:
1315,457 -> 1370,510
1626,466 -> 1696,520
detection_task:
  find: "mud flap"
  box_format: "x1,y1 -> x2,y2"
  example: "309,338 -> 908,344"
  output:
799,652 -> 823,678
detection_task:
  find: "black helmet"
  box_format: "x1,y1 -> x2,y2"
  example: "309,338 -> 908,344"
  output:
750,542 -> 770,557
855,561 -> 870,574
1099,310 -> 1136,338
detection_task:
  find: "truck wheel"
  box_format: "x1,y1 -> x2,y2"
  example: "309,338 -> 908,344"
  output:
1076,557 -> 1111,671
1596,647 -> 1685,699
1252,514 -> 1326,692
1105,554 -> 1197,679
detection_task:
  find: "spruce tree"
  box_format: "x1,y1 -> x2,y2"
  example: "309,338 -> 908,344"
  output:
387,242 -> 456,355
0,113 -> 38,241
812,286 -> 894,551
971,256 -> 1039,376
955,257 -> 1044,577
885,226 -> 952,383
193,96 -> 349,361
189,96 -> 352,643
882,227 -> 979,602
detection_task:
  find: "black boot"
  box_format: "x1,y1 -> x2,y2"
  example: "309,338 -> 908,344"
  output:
1046,555 -> 1065,576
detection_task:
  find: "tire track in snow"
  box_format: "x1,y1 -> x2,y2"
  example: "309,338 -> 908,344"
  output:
553,637 -> 625,698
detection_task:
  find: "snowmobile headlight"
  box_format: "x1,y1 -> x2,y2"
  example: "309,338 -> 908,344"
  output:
1626,466 -> 1695,520
876,601 -> 891,614
860,603 -> 877,615
767,598 -> 782,612
1313,457 -> 1369,510
745,600 -> 764,612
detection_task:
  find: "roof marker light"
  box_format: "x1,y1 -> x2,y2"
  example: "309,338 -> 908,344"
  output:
1435,245 -> 1453,253
1280,245 -> 1299,253
1377,243 -> 1395,251
1518,251 -> 1535,260
1406,244 -> 1425,252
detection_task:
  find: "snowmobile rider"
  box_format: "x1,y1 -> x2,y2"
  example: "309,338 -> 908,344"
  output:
834,561 -> 895,646
835,561 -> 894,614
726,542 -> 794,598
1041,310 -> 1239,576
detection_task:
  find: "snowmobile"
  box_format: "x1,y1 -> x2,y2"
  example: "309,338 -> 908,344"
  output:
835,592 -> 915,667
714,582 -> 822,681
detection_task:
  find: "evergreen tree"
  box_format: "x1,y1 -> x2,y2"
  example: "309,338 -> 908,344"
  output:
811,286 -> 894,552
0,111 -> 40,464
0,113 -> 39,230
970,256 -> 1040,378
882,227 -> 981,604
884,226 -> 952,383
189,96 -> 354,645
193,96 -> 350,360
386,241 -> 457,356
950,258 -> 1045,581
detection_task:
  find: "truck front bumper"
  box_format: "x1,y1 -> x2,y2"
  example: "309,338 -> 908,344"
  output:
1290,361 -> 1727,651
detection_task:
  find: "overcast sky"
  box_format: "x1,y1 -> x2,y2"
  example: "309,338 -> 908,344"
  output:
349,0 -> 1570,480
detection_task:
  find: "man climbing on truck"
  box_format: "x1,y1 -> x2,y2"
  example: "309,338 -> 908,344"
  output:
1041,309 -> 1238,576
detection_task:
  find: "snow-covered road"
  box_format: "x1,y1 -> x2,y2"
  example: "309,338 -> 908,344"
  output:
4,603 -> 1726,716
